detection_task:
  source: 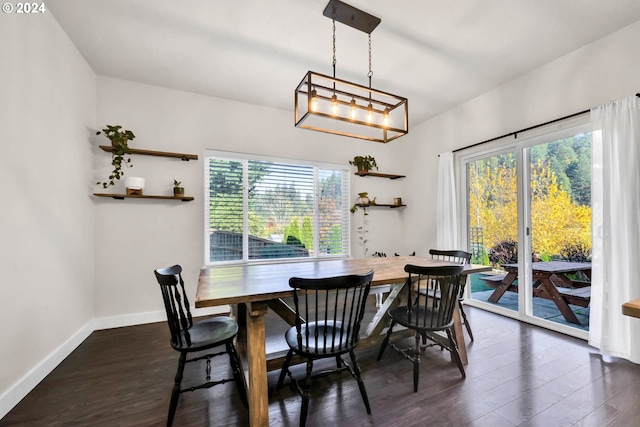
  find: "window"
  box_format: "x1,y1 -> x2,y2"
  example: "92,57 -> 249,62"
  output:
204,151 -> 350,264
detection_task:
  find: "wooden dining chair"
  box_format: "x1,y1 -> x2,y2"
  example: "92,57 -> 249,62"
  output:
277,270 -> 374,427
429,249 -> 474,341
154,265 -> 247,426
377,264 -> 465,392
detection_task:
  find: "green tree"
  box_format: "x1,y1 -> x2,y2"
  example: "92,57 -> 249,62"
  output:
301,216 -> 313,251
209,159 -> 271,236
468,141 -> 591,263
530,134 -> 592,205
318,171 -> 343,255
324,224 -> 343,255
255,182 -> 309,232
565,133 -> 592,205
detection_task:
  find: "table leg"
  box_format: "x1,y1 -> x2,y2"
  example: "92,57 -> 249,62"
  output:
267,299 -> 297,326
538,276 -> 581,324
550,273 -> 576,288
245,301 -> 269,427
364,281 -> 407,337
488,271 -> 517,303
452,302 -> 468,365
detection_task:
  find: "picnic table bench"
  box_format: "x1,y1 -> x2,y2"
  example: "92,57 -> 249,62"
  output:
479,261 -> 592,324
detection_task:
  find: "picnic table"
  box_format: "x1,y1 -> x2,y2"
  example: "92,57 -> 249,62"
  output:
481,261 -> 592,325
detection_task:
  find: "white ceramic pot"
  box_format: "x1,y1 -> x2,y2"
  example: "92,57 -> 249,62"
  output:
125,176 -> 145,190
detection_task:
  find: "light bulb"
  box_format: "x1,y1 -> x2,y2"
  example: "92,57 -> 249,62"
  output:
367,103 -> 373,123
350,99 -> 357,120
331,94 -> 338,116
383,108 -> 390,127
310,89 -> 318,112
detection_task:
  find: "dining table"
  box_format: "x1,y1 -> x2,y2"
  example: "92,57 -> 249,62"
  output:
486,260 -> 592,324
195,256 -> 491,427
622,298 -> 640,318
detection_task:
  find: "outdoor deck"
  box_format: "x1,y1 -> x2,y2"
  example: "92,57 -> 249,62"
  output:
470,273 -> 590,331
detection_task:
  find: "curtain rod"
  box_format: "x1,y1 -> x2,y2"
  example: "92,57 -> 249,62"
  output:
451,93 -> 640,154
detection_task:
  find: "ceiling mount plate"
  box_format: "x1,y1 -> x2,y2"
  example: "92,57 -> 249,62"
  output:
322,0 -> 381,34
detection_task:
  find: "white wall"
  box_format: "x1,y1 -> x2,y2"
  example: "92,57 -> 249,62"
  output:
0,12 -> 96,416
93,76 -> 407,318
399,20 -> 640,254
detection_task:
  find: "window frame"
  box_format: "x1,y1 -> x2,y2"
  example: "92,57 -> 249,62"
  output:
204,150 -> 351,266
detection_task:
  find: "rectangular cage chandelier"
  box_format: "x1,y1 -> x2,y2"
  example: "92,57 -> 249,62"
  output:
294,0 -> 408,143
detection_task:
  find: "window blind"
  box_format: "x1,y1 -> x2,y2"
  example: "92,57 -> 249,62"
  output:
205,152 -> 349,264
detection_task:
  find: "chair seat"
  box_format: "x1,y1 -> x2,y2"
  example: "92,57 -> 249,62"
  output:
285,320 -> 357,356
173,316 -> 239,352
388,306 -> 453,332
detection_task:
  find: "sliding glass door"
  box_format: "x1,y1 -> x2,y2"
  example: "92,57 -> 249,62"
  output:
467,151 -> 519,314
463,122 -> 592,336
528,135 -> 592,329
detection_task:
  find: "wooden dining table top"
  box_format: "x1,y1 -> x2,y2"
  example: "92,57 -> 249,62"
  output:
196,256 -> 490,308
622,298 -> 640,319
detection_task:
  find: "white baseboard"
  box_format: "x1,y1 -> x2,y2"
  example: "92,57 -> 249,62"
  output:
92,305 -> 230,330
0,305 -> 230,419
0,321 -> 94,420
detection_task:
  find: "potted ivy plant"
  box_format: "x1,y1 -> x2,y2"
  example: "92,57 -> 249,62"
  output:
173,179 -> 185,197
349,155 -> 378,173
96,125 -> 135,189
350,192 -> 372,213
358,192 -> 370,205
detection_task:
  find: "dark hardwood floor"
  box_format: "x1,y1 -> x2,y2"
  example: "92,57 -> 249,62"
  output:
2,301 -> 640,426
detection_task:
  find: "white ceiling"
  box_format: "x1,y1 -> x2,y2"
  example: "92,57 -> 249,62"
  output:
48,0 -> 640,127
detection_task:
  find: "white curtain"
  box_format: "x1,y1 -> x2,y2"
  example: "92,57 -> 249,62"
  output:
590,95 -> 640,363
437,152 -> 458,249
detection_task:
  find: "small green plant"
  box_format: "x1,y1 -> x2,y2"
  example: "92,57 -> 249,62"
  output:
350,192 -> 372,213
96,125 -> 135,189
173,179 -> 185,196
349,155 -> 378,172
356,214 -> 370,257
537,252 -> 552,262
471,250 -> 490,266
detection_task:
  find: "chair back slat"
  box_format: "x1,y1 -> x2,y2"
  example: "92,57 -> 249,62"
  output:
429,249 -> 471,298
289,270 -> 373,356
405,264 -> 464,329
154,265 -> 193,348
429,249 -> 471,265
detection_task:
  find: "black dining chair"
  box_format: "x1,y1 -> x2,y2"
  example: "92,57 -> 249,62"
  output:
377,264 -> 465,392
154,265 -> 247,426
277,270 -> 374,427
429,249 -> 474,341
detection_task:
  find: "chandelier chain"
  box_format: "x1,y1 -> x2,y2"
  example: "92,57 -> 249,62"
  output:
368,34 -> 373,88
332,18 -> 336,79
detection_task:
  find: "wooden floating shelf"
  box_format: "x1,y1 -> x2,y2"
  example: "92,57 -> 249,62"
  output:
355,203 -> 406,208
99,145 -> 198,161
355,171 -> 405,180
93,193 -> 194,201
